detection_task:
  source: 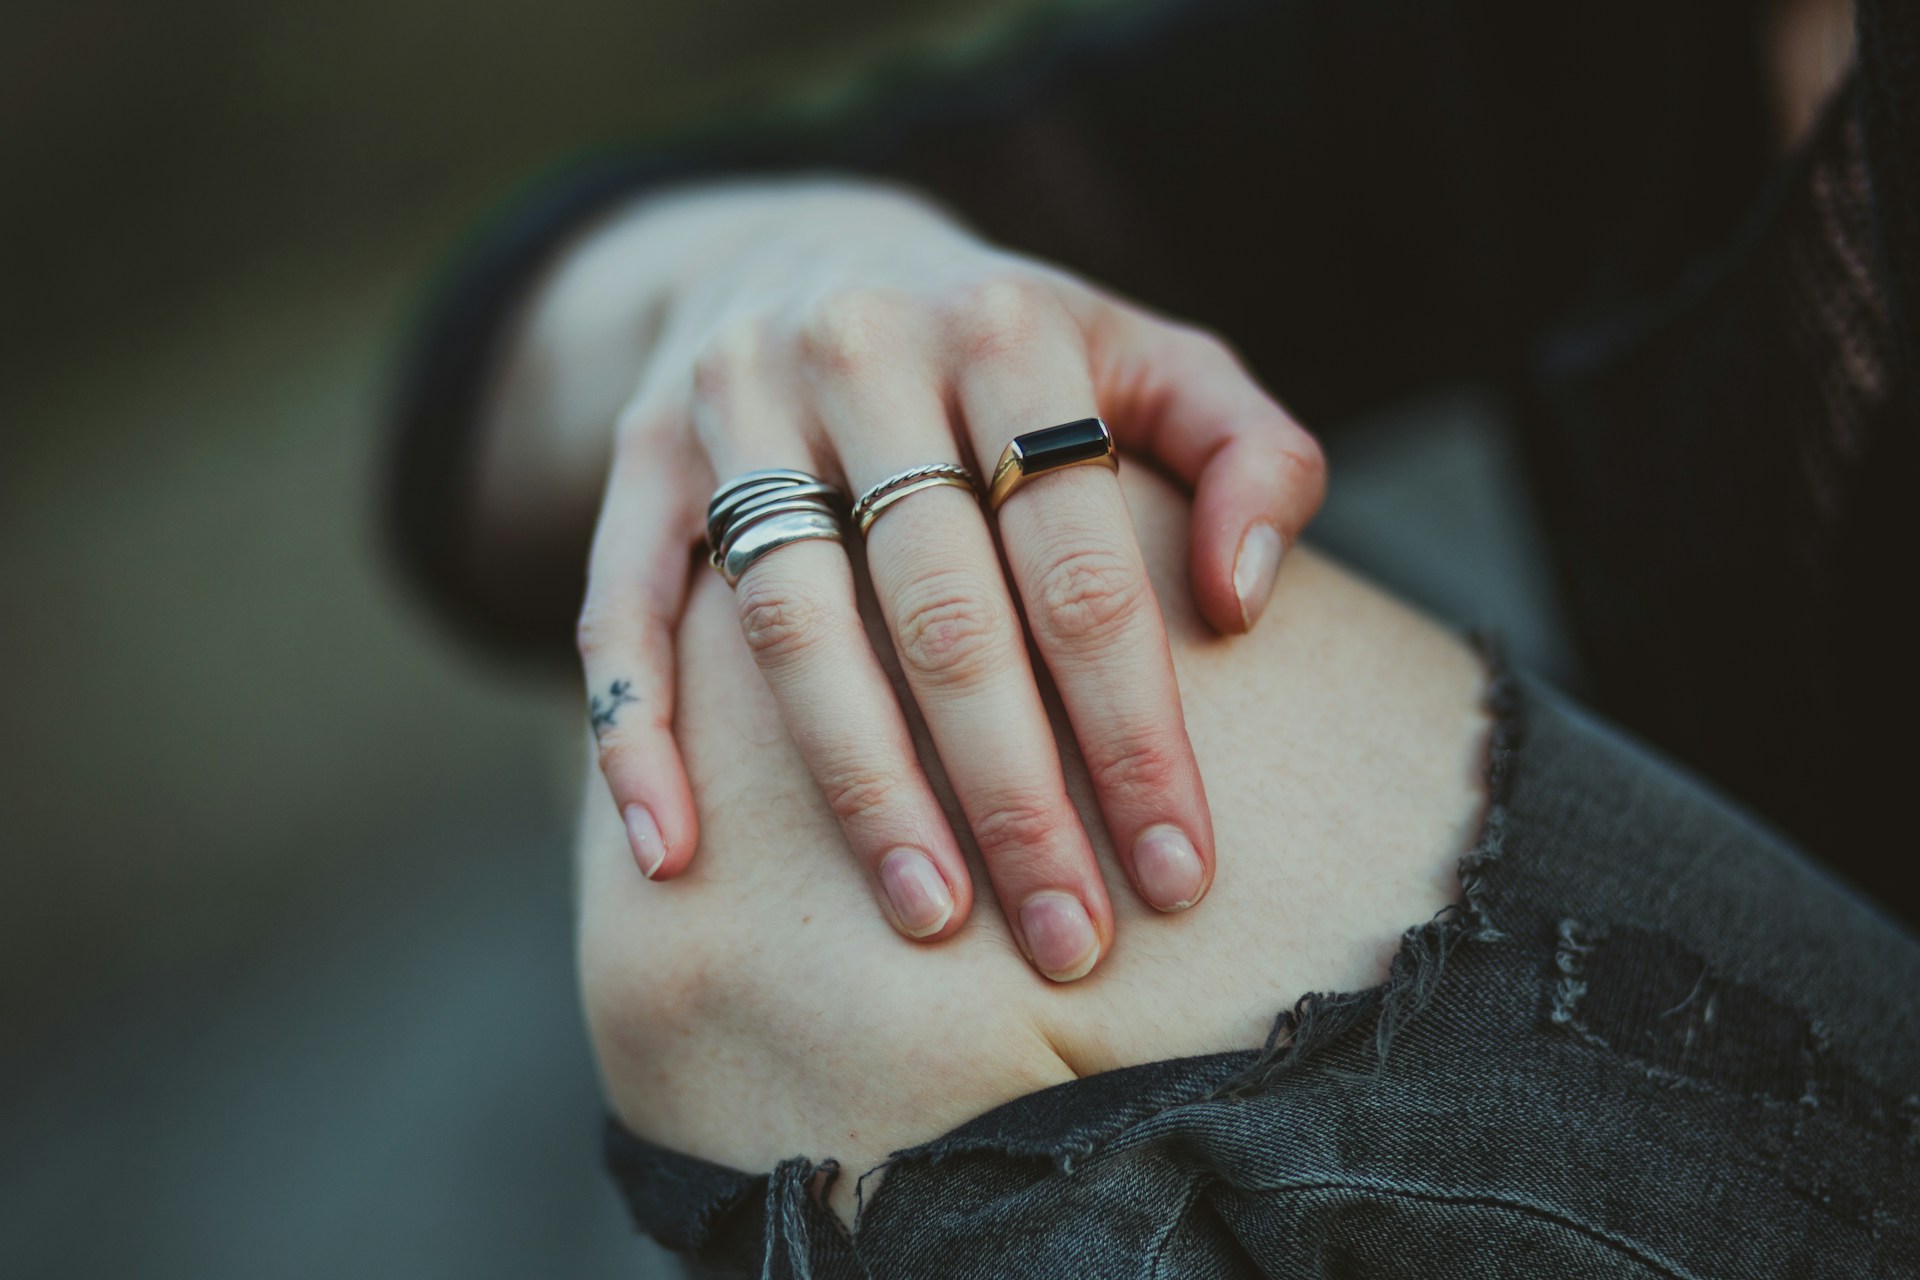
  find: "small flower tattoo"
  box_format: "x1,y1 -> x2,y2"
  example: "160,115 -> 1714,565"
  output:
589,679 -> 639,741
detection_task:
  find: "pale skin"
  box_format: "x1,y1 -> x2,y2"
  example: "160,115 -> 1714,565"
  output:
481,178 -> 1328,982
494,0 -> 1853,984
577,466 -> 1490,1222
494,0 -> 1860,1229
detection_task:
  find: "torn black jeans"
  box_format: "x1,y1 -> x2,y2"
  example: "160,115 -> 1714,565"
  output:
604,674 -> 1920,1278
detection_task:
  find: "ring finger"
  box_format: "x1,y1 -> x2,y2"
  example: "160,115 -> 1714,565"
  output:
693,339 -> 973,942
831,425 -> 1117,982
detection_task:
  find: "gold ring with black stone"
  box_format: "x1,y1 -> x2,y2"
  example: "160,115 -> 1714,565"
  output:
986,417 -> 1117,513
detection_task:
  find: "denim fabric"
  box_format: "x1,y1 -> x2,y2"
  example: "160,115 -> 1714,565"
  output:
605,674 -> 1920,1277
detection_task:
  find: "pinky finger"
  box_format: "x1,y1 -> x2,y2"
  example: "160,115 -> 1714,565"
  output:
576,424 -> 703,881
1066,292 -> 1328,635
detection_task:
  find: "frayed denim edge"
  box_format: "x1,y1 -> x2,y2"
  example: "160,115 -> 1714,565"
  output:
1208,635 -> 1522,1099
848,638 -> 1525,1235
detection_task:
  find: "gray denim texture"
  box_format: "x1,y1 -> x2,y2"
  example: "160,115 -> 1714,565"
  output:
605,670 -> 1920,1278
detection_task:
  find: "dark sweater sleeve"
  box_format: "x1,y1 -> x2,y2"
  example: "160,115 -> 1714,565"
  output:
385,0 -> 1320,659
382,0 -> 1577,658
385,0 -> 1775,659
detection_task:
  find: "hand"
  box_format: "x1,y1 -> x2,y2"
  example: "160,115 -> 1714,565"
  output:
573,181 -> 1325,981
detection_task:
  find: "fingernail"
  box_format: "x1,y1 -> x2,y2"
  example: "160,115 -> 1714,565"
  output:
879,849 -> 955,938
623,804 -> 665,879
1132,824 -> 1204,911
1233,523 -> 1285,629
1018,892 -> 1100,982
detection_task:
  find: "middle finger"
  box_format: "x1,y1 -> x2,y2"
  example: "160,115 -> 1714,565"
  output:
799,297 -> 1116,982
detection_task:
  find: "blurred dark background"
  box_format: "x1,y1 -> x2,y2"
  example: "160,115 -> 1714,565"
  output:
0,0 -> 1573,1275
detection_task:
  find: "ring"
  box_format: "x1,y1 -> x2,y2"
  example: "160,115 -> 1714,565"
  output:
706,468 -> 848,586
850,462 -> 978,537
986,417 -> 1117,512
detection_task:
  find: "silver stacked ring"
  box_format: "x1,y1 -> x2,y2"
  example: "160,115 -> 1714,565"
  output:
705,468 -> 848,587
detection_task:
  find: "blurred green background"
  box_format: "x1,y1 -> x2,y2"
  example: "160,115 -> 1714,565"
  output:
0,0 -> 1571,1274
3,0 -> 1068,1077
1,2 -> 1088,1274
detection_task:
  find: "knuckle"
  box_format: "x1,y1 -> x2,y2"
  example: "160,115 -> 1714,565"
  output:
1252,430 -> 1328,510
735,579 -> 823,667
797,288 -> 909,373
690,319 -> 772,406
611,395 -> 681,455
574,599 -> 614,663
594,735 -> 638,781
817,765 -> 904,827
970,792 -> 1063,862
1160,320 -> 1271,401
1031,546 -> 1147,648
944,272 -> 1063,360
1081,728 -> 1183,802
590,697 -> 667,756
1280,432 -> 1329,488
891,575 -> 1008,687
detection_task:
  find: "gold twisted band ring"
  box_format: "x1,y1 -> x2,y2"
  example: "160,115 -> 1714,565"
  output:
850,462 -> 979,538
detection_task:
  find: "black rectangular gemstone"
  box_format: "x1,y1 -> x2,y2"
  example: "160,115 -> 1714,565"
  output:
1015,417 -> 1110,473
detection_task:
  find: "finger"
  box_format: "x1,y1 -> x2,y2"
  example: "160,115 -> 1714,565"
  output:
578,417 -> 702,882
691,313 -> 974,941
1068,288 -> 1327,634
866,495 -> 1116,978
944,276 -> 1214,917
730,538 -> 974,942
799,293 -> 1114,979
